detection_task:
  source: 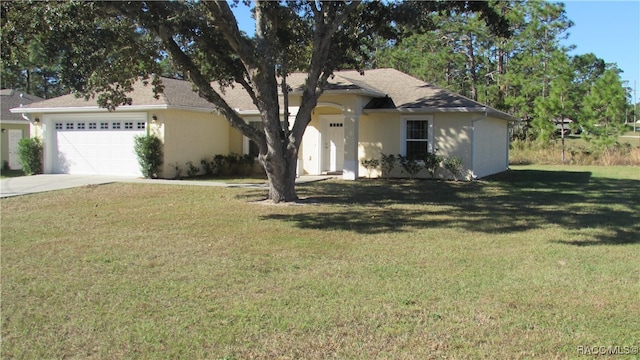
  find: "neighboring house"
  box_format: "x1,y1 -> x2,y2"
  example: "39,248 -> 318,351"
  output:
1,89 -> 43,170
553,118 -> 577,135
11,69 -> 515,180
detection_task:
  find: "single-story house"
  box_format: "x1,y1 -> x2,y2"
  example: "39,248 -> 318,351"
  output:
10,68 -> 515,180
1,89 -> 43,170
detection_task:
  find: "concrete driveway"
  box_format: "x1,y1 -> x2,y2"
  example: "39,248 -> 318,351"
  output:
0,174 -> 334,198
0,174 -> 135,198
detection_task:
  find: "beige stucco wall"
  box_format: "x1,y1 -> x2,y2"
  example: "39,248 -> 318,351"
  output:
159,110 -> 233,178
472,116 -> 509,178
228,126 -> 244,155
358,113 -> 401,178
300,109 -> 482,180
433,113 -> 473,180
300,114 -> 321,175
358,112 -> 478,180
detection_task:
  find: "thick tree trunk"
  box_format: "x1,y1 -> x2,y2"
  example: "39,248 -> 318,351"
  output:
260,146 -> 299,203
466,32 -> 478,101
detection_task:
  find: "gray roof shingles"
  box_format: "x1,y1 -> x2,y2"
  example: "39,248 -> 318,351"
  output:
12,69 -> 514,120
1,89 -> 43,121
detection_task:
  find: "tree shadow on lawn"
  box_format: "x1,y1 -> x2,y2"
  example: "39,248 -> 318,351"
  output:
259,169 -> 640,246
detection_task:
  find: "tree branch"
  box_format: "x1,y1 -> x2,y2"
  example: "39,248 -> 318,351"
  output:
156,23 -> 264,145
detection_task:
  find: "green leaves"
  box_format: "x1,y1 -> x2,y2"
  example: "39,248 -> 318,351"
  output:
133,134 -> 163,179
581,68 -> 628,148
17,137 -> 43,175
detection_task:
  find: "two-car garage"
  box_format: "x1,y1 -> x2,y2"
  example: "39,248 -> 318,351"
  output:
44,113 -> 147,177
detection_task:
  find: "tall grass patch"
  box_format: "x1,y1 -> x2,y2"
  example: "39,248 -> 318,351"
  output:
510,138 -> 640,166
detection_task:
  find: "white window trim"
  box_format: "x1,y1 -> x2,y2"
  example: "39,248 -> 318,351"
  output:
400,115 -> 434,156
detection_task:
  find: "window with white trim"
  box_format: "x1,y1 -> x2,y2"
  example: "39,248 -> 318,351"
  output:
55,123 -> 63,130
124,122 -> 133,129
89,122 -> 97,129
65,122 -> 74,130
402,117 -> 433,159
136,122 -> 146,130
77,122 -> 86,130
100,122 -> 109,129
112,122 -> 121,130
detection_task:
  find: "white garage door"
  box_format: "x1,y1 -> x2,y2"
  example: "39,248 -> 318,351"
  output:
52,115 -> 146,176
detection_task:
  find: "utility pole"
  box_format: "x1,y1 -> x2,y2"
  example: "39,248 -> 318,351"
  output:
634,81 -> 637,132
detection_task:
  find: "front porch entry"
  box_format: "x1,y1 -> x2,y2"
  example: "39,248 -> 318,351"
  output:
321,115 -> 344,174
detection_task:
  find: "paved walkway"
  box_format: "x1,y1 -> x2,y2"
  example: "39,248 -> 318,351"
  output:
0,174 -> 335,198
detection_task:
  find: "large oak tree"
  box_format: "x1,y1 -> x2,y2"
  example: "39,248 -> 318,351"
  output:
2,1 -> 507,202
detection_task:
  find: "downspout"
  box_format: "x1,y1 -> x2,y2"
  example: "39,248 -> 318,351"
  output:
470,107 -> 488,180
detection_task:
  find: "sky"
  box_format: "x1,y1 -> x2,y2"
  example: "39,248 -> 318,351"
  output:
560,1 -> 639,101
232,1 -> 640,102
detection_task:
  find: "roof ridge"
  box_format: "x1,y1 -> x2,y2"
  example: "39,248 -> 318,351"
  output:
332,72 -> 387,97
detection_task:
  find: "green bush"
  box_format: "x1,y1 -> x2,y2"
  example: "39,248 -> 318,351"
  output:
238,154 -> 255,176
421,151 -> 444,178
212,154 -> 227,176
380,153 -> 397,178
361,158 -> 380,178
186,161 -> 200,177
398,154 -> 422,179
17,137 -> 43,175
443,156 -> 464,181
133,134 -> 163,178
170,162 -> 182,179
201,158 -> 214,176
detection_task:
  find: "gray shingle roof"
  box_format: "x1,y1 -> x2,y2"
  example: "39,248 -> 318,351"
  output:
336,69 -> 514,119
12,78 -> 215,111
11,70 -> 515,120
1,89 -> 43,120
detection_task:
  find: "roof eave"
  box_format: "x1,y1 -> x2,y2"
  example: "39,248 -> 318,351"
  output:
0,119 -> 30,124
10,104 -> 219,114
364,106 -> 517,121
289,88 -> 386,98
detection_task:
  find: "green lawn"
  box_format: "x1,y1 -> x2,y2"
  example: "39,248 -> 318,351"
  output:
2,165 -> 639,359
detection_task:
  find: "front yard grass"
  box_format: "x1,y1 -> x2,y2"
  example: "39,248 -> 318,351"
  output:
1,165 -> 639,359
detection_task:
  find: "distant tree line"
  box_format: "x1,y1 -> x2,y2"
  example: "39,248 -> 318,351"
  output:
1,0 -> 634,147
371,0 -> 635,145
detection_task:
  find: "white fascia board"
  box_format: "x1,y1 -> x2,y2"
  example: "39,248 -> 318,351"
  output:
364,106 -> 516,121
235,108 -> 300,116
10,104 -> 221,115
10,104 -> 169,114
0,119 -> 30,124
290,88 -> 386,98
235,109 -> 261,115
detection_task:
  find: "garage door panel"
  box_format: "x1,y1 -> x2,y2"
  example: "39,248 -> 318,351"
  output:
53,119 -> 144,176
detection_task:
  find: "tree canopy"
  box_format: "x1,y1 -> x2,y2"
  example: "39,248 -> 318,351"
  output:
2,0 -> 510,202
373,0 -> 631,145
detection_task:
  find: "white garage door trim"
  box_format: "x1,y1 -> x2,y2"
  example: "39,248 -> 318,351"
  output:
44,113 -> 147,176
